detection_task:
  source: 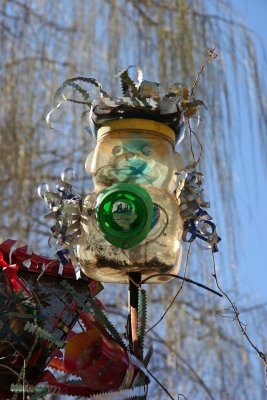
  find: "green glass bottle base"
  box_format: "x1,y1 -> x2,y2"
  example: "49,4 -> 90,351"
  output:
96,183 -> 153,249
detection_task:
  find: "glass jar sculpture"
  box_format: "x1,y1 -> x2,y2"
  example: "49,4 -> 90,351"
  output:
77,118 -> 185,283
44,68 -> 220,285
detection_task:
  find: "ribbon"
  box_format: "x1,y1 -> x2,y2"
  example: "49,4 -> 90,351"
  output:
179,169 -> 221,252
0,250 -> 32,296
38,168 -> 82,277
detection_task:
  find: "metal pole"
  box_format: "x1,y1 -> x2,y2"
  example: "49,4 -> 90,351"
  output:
128,272 -> 141,358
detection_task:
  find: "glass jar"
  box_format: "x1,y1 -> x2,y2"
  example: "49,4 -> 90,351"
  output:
77,119 -> 184,283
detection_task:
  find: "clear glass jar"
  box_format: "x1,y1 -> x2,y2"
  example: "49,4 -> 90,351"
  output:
77,119 -> 184,283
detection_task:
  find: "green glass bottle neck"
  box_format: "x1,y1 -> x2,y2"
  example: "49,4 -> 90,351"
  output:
96,183 -> 153,249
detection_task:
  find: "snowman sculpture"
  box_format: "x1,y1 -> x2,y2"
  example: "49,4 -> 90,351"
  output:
78,118 -> 185,283
42,67 -> 220,285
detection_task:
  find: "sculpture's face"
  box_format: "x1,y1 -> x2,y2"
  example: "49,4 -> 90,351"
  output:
87,132 -> 180,190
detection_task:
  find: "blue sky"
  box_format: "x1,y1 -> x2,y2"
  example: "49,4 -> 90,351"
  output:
232,1 -> 267,303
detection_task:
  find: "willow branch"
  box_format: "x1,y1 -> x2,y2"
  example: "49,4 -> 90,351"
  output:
211,252 -> 267,367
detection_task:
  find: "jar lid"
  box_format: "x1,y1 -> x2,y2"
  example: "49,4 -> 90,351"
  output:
97,119 -> 176,146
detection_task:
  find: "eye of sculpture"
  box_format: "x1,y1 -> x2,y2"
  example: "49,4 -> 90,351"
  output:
142,145 -> 152,156
112,145 -> 123,155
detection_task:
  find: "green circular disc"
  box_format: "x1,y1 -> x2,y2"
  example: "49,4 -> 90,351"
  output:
96,183 -> 153,249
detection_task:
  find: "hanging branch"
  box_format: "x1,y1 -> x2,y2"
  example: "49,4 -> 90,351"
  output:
211,252 -> 267,367
144,367 -> 175,400
188,121 -> 203,166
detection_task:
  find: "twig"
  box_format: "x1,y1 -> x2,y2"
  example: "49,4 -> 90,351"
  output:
188,122 -> 203,166
22,360 -> 26,400
0,340 -> 24,360
191,48 -> 218,97
36,260 -> 56,283
0,364 -> 30,385
211,252 -> 267,366
145,244 -> 191,335
145,366 -> 175,400
189,123 -> 196,164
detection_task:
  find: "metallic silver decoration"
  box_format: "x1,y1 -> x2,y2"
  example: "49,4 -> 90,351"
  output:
38,169 -> 82,275
179,168 -> 221,252
50,66 -> 195,142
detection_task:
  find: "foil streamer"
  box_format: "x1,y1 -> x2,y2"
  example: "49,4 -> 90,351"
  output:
38,168 -> 82,278
10,383 -> 146,399
179,168 -> 221,252
88,386 -> 147,399
48,66 -> 206,143
24,321 -> 65,348
60,280 -> 125,347
138,288 -> 147,358
116,67 -> 140,98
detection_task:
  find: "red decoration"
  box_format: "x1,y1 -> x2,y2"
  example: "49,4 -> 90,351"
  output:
0,249 -> 32,296
0,239 -> 78,280
64,314 -> 135,391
